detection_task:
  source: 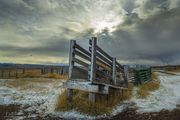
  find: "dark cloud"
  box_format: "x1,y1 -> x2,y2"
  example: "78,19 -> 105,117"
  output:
96,7 -> 180,65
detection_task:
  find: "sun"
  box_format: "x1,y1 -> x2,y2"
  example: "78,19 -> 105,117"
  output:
90,16 -> 124,35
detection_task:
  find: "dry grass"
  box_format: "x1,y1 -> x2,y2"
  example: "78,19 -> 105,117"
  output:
47,73 -> 68,79
4,78 -> 52,89
18,73 -> 41,78
166,68 -> 180,73
137,72 -> 160,98
55,83 -> 133,116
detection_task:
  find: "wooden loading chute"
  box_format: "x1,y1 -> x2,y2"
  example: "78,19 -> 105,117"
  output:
65,37 -> 129,102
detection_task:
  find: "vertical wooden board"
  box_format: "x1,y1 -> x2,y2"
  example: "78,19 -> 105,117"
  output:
112,58 -> 116,85
68,40 -> 76,79
89,37 -> 97,82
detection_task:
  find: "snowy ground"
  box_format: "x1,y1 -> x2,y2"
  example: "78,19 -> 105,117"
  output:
0,72 -> 180,119
113,72 -> 180,114
0,78 -> 65,119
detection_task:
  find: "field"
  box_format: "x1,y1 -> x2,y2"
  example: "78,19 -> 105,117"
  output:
0,71 -> 180,120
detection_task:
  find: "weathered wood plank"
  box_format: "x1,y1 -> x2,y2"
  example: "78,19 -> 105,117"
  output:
68,40 -> 76,80
96,45 -> 113,61
113,58 -> 117,85
75,43 -> 91,56
89,37 -> 97,82
73,58 -> 89,68
65,81 -> 109,94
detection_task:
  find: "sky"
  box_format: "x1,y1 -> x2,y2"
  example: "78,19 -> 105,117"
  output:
0,0 -> 180,65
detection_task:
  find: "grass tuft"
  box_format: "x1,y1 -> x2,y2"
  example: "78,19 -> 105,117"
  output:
47,73 -> 68,79
55,83 -> 133,116
137,72 -> 160,98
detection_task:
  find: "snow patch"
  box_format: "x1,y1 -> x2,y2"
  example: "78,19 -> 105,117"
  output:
113,72 -> 180,113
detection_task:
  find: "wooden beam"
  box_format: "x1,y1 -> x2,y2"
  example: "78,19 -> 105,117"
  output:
96,52 -> 113,66
65,81 -> 109,94
68,40 -> 76,79
112,57 -> 117,85
89,92 -> 95,102
123,65 -> 129,85
96,45 -> 113,61
75,43 -> 91,56
73,57 -> 89,68
67,40 -> 76,102
75,49 -> 91,61
89,37 -> 97,82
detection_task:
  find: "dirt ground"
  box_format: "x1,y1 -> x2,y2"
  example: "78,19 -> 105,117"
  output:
0,104 -> 64,120
110,108 -> 180,120
0,104 -> 180,120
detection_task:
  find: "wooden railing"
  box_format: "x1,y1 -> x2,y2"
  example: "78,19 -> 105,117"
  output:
68,37 -> 128,87
128,67 -> 152,85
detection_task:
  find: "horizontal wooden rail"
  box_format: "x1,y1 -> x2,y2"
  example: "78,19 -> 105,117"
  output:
73,58 -> 89,68
75,43 -> 91,56
96,45 -> 113,61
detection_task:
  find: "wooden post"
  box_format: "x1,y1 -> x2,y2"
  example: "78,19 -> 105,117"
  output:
67,40 -> 76,102
9,71 -> 10,78
89,92 -> 96,103
23,68 -> 25,74
89,37 -> 97,82
112,57 -> 116,85
1,71 -> 3,78
16,70 -> 17,78
89,37 -> 97,102
124,65 -> 129,86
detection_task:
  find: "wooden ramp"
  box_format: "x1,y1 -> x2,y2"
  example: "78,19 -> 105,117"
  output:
65,37 -> 129,102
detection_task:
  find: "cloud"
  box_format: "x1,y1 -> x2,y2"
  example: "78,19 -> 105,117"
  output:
0,0 -> 179,65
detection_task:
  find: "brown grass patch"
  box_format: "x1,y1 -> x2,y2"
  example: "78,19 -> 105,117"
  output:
47,73 -> 68,79
17,73 -> 41,78
55,83 -> 133,116
4,78 -> 51,88
137,72 -> 160,98
166,68 -> 180,73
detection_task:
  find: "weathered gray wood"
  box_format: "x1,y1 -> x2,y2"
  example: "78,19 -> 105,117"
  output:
89,92 -> 95,102
89,37 -> 97,82
96,45 -> 113,61
68,40 -> 76,80
123,65 -> 129,85
113,58 -> 117,85
72,66 -> 88,79
75,49 -> 91,61
67,40 -> 76,102
75,43 -> 91,56
116,62 -> 124,70
93,81 -> 127,90
67,89 -> 73,102
73,58 -> 89,68
65,81 -> 109,94
96,68 -> 112,81
96,58 -> 112,71
96,52 -> 113,66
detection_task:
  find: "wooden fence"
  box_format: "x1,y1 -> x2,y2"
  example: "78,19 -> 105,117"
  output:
66,37 -> 129,102
129,67 -> 152,85
0,66 -> 68,79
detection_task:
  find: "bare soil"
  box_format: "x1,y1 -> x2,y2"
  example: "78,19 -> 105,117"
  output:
110,108 -> 180,120
0,104 -> 63,120
1,104 -> 180,120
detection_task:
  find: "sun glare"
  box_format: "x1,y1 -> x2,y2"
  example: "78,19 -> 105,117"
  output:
90,16 -> 124,35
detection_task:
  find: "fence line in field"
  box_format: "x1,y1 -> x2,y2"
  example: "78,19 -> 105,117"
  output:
0,66 -> 68,79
